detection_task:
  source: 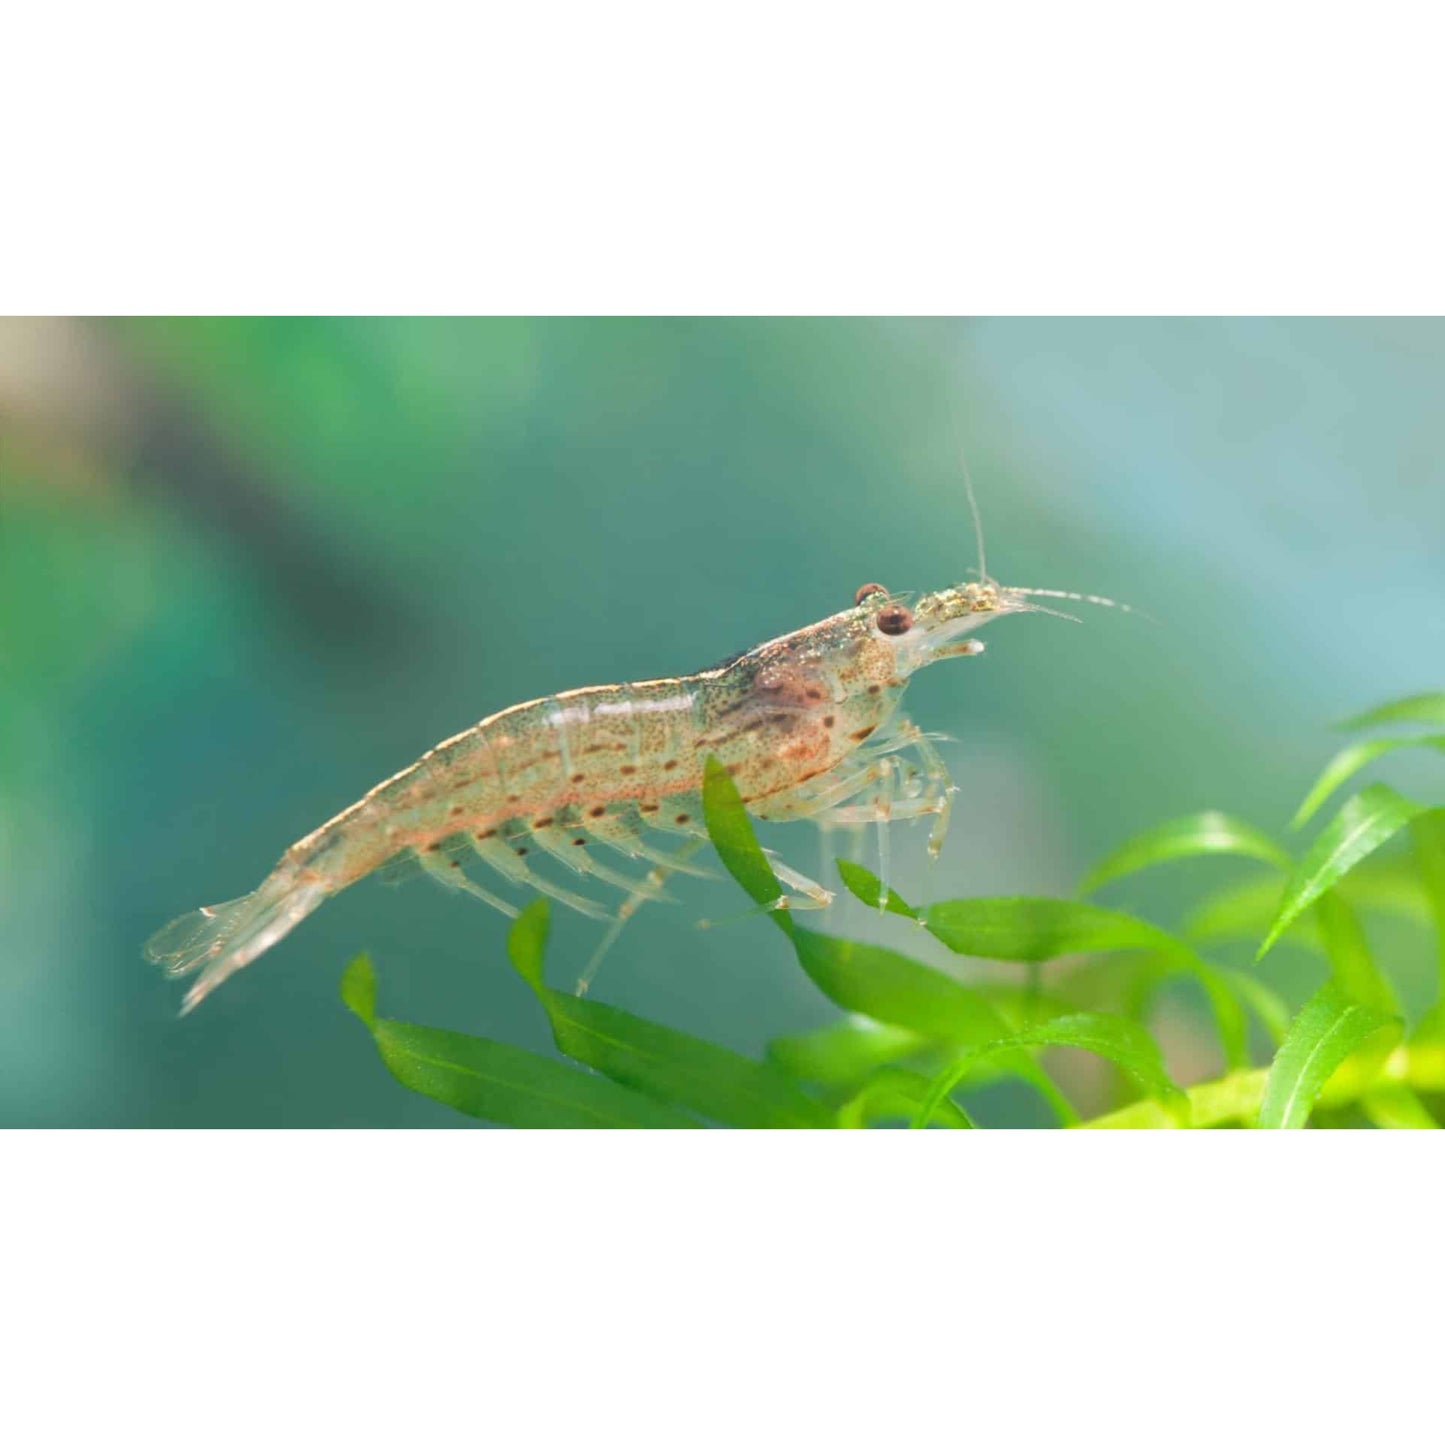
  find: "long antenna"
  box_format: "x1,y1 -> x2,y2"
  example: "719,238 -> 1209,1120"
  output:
1009,585 -> 1152,621
947,399 -> 990,586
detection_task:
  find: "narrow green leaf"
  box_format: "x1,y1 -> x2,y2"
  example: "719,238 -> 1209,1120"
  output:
343,950 -> 695,1128
1359,1083 -> 1438,1130
836,857 -> 919,918
369,1019 -> 698,1128
787,929 -> 1075,1119
702,755 -> 785,916
768,1016 -> 926,1090
538,991 -> 831,1128
1184,876 -> 1295,947
1411,812 -> 1445,995
836,1068 -> 975,1129
1338,692 -> 1445,731
1257,785 -> 1438,961
1213,967 -> 1292,1047
1188,965 -> 1252,1071
915,1011 -> 1187,1128
1258,982 -> 1399,1129
1289,735 -> 1445,830
790,929 -> 1012,1043
924,895 -> 1190,964
1079,811 -> 1290,895
340,954 -> 377,1027
506,896 -> 550,989
506,902 -> 831,1128
835,865 -> 1206,979
1314,890 -> 1398,1013
1185,860 -> 1435,947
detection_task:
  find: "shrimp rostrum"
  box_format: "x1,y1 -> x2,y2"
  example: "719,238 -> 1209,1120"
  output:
147,575 -> 1106,1012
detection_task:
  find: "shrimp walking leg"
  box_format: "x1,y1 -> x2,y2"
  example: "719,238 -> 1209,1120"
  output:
585,808 -> 716,877
416,846 -> 521,918
576,838 -> 707,997
892,719 -> 957,859
528,823 -> 672,904
469,833 -> 613,921
765,854 -> 834,909
874,757 -> 897,909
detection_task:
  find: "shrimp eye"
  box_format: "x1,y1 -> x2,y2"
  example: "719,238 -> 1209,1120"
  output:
855,582 -> 888,606
876,603 -> 914,636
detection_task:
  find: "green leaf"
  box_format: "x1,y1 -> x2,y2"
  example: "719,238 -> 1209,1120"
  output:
702,755 -> 785,916
787,930 -> 1077,1121
340,954 -> 377,1027
923,895 -> 1191,965
790,929 -> 1012,1043
505,896 -> 550,989
836,857 -> 919,918
1056,952 -> 1280,1068
342,957 -> 697,1129
1313,890 -> 1398,1013
914,1011 -> 1188,1128
1213,966 -> 1293,1047
836,1068 -> 975,1128
1079,811 -> 1290,894
1257,785 -> 1440,960
1185,859 -> 1435,947
1338,692 -> 1445,731
1411,812 -> 1445,994
1257,982 -> 1399,1129
507,901 -> 831,1128
1359,1083 -> 1438,1130
831,865 -> 1199,967
1289,735 -> 1445,830
768,1016 -> 926,1090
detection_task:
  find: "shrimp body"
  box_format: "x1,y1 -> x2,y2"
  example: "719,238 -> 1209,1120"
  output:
147,579 -> 1050,1011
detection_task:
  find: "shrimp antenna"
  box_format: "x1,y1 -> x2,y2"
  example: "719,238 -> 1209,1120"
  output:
947,400 -> 991,586
1009,586 -> 1154,623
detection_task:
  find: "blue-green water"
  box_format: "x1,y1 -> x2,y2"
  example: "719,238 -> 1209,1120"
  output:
2,318 -> 1442,1125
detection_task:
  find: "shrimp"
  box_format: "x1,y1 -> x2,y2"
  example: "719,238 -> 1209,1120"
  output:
147,571 -> 1125,1012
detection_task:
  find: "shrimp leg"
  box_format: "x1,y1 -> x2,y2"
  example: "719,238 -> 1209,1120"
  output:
576,837 -> 707,997
587,806 -> 716,877
469,833 -> 613,921
528,824 -> 673,904
417,845 -> 521,918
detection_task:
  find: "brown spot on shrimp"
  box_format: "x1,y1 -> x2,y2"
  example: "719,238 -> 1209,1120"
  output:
851,725 -> 877,742
589,805 -> 607,818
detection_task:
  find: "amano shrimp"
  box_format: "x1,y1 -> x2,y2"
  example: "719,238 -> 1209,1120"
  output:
147,573 -> 1124,1013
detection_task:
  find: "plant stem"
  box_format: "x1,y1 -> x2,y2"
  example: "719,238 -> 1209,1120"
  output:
1079,1039 -> 1445,1128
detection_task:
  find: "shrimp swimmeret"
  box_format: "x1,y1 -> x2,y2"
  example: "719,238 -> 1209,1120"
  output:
147,575 -> 1122,1013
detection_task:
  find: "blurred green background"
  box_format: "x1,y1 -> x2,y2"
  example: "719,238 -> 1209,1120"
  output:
2,318 -> 1442,1126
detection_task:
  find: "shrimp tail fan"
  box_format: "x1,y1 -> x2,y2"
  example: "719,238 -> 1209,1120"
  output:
144,873 -> 328,1014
